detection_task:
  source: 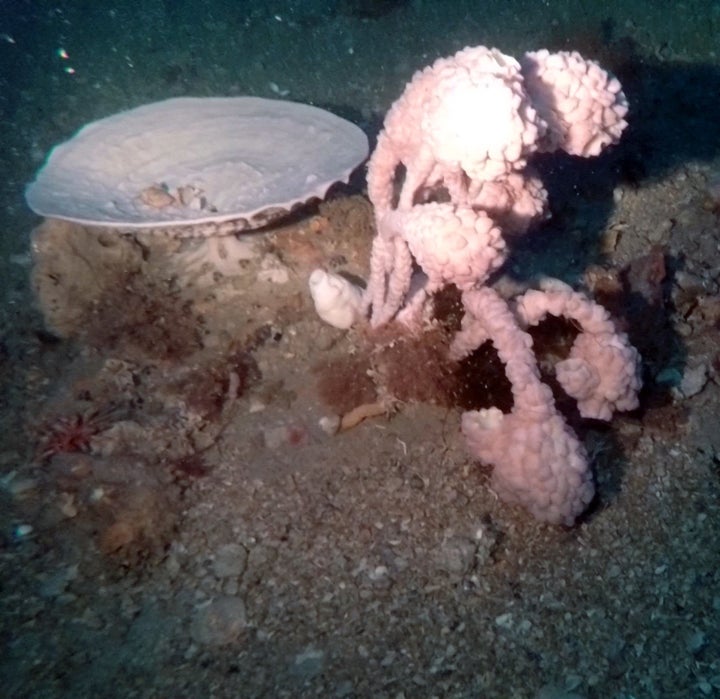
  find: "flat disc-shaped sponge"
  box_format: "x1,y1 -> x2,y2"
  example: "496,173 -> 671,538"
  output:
25,97 -> 368,237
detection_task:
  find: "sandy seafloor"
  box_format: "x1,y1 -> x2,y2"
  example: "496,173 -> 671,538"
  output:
2,1 -> 720,698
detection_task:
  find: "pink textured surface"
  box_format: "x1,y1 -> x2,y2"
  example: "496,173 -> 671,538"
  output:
382,204 -> 506,292
454,288 -> 595,525
366,46 -> 543,213
357,45 -> 639,524
363,45 -> 628,326
516,280 -> 641,420
522,50 -> 629,157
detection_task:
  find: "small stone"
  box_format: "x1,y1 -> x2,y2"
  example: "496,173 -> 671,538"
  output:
433,537 -> 476,577
535,685 -> 586,699
39,564 -> 79,598
225,577 -> 241,595
319,415 -> 341,435
191,595 -> 247,646
13,523 -> 33,539
291,646 -> 325,679
257,254 -> 290,284
647,225 -> 665,243
381,650 -> 396,666
3,475 -> 37,498
244,545 -> 279,585
212,543 -> 247,579
165,553 -> 181,579
687,629 -> 707,654
311,325 -> 343,351
367,565 -> 392,589
495,612 -> 513,629
58,492 -> 78,518
698,680 -> 713,696
672,363 -> 708,399
655,366 -> 682,389
335,680 -> 354,697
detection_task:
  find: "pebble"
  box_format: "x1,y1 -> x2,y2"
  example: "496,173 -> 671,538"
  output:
244,545 -> 279,585
191,595 -> 247,646
164,553 -> 182,579
495,612 -> 513,629
39,564 -> 79,598
433,537 -> 477,577
212,543 -> 247,579
257,254 -> 290,284
1,473 -> 37,498
686,629 -> 707,654
647,224 -> 666,243
535,688 -> 586,699
311,324 -> 343,351
291,646 -> 325,679
222,578 -> 239,596
319,415 -> 341,435
335,680 -> 354,697
672,362 -> 708,399
698,680 -> 713,695
655,366 -> 683,389
366,564 -> 392,589
13,523 -> 33,540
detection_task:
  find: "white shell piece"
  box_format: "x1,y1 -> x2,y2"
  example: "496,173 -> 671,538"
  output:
308,268 -> 363,329
25,97 -> 368,234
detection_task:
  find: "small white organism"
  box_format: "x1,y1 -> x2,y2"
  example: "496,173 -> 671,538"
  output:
308,269 -> 363,330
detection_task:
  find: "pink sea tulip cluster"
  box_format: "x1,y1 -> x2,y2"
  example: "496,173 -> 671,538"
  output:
364,44 -> 629,326
522,49 -> 629,157
451,287 -> 596,526
368,204 -> 507,325
358,45 -> 640,524
450,282 -> 640,525
367,46 -> 542,211
515,279 -> 642,421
